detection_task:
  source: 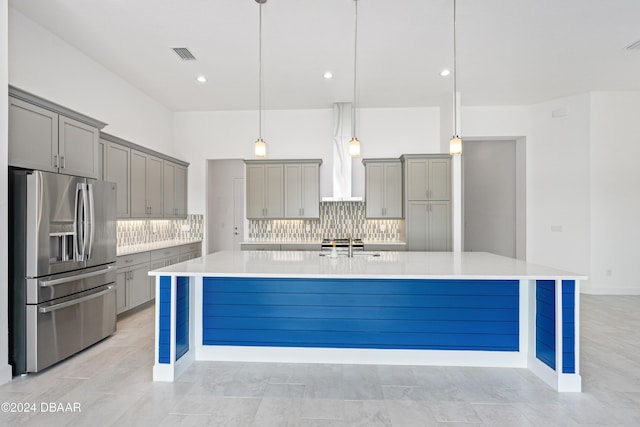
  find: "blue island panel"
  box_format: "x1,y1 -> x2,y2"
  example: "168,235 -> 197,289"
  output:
158,276 -> 171,364
176,276 -> 190,361
202,278 -> 520,351
159,276 -> 190,363
536,280 -> 576,373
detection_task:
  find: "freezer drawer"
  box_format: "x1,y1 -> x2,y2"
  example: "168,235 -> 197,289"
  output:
27,264 -> 116,305
24,285 -> 116,373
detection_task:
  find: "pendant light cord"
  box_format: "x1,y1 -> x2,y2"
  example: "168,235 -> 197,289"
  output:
453,0 -> 457,137
259,1 -> 263,140
352,0 -> 358,139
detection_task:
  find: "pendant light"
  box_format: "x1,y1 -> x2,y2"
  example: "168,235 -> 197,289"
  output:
349,0 -> 361,158
254,0 -> 267,158
449,0 -> 462,156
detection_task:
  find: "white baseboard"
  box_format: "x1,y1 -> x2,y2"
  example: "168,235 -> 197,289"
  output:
0,364 -> 13,385
196,345 -> 527,368
581,286 -> 640,295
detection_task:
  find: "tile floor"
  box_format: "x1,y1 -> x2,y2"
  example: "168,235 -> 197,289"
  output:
0,295 -> 639,426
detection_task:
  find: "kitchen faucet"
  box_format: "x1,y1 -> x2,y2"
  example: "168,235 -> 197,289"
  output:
348,235 -> 353,258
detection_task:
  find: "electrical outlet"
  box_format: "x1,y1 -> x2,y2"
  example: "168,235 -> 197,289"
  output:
181,224 -> 190,231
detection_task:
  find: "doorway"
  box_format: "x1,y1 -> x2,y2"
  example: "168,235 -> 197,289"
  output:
206,159 -> 245,254
462,139 -> 526,259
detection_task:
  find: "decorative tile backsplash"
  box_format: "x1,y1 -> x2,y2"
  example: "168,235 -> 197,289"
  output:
117,214 -> 204,248
248,202 -> 404,242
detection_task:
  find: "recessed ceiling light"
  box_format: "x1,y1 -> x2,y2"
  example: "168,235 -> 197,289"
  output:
196,75 -> 207,83
323,72 -> 333,79
440,69 -> 451,77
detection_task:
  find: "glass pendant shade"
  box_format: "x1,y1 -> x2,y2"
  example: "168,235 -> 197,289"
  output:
449,135 -> 462,155
254,138 -> 266,158
349,137 -> 361,157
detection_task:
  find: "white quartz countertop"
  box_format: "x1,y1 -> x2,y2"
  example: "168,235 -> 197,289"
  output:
149,250 -> 586,280
117,240 -> 202,256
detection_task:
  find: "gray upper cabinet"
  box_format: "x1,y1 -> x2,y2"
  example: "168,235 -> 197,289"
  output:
245,162 -> 284,219
163,161 -> 188,218
102,132 -> 188,219
284,161 -> 321,219
105,141 -> 131,217
58,116 -> 100,178
131,149 -> 163,218
404,155 -> 451,201
97,138 -> 106,180
8,89 -> 105,178
9,98 -> 58,173
363,158 -> 403,218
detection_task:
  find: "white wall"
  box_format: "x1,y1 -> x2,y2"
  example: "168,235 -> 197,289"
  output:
8,8 -> 173,154
528,94 -> 591,281
1,0 -> 13,385
174,107 -> 441,214
462,97 -> 592,286
589,92 -> 640,294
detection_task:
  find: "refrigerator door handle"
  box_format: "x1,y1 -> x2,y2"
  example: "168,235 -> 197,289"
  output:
81,183 -> 89,261
74,183 -> 85,262
38,285 -> 115,313
87,183 -> 95,260
38,266 -> 116,287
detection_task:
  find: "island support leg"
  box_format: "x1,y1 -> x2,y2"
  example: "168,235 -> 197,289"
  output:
153,275 -> 195,381
529,279 -> 581,392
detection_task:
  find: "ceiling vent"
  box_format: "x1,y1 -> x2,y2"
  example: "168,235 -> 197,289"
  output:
626,40 -> 640,50
171,47 -> 197,61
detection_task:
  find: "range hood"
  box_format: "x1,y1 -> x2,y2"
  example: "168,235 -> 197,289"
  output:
322,102 -> 363,202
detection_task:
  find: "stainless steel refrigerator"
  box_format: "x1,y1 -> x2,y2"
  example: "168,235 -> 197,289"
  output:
9,168 -> 117,374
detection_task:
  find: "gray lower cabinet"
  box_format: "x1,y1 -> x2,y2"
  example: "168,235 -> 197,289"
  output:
131,149 -> 163,218
179,242 -> 202,262
163,161 -> 188,218
118,242 -> 202,315
150,246 -> 181,300
240,243 -> 282,251
284,162 -> 321,219
407,201 -> 451,251
9,94 -> 103,178
365,243 -> 407,251
245,163 -> 285,219
241,243 -> 320,251
363,159 -> 403,218
115,252 -> 151,315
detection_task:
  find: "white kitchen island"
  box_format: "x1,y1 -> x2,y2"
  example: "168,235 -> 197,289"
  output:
149,251 -> 586,392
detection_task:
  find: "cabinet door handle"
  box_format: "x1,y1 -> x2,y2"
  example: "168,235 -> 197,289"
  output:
60,156 -> 65,169
53,154 -> 59,168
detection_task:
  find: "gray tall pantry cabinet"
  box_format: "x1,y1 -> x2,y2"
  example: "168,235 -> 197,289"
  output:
8,87 -> 106,179
403,154 -> 452,251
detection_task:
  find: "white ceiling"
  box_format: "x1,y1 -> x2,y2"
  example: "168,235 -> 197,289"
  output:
9,0 -> 640,111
